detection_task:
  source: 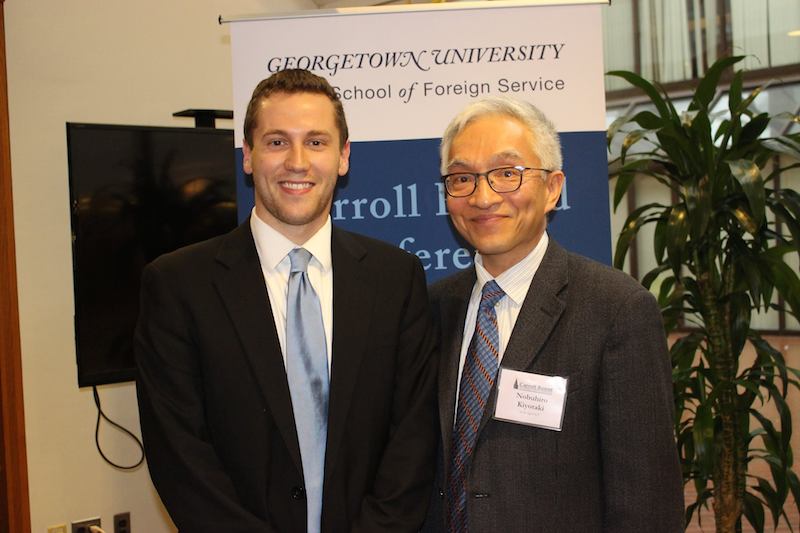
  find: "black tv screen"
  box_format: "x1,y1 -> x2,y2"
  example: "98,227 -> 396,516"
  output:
67,123 -> 237,387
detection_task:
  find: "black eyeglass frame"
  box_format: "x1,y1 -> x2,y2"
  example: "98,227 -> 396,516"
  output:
440,165 -> 552,198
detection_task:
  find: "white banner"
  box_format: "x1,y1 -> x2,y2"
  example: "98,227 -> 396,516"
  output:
229,1 -> 610,281
231,2 -> 605,144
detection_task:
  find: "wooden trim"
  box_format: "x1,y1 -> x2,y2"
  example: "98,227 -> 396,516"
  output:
631,0 -> 641,75
606,63 -> 800,108
716,0 -> 730,59
0,1 -> 33,532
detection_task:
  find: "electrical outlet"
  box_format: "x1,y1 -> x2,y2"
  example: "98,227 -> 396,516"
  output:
47,525 -> 68,533
113,512 -> 131,533
71,517 -> 101,533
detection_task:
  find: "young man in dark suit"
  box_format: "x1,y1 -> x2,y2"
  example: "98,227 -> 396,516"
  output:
424,96 -> 683,533
136,69 -> 437,533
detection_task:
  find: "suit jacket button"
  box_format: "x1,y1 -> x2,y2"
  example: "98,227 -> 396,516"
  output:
291,486 -> 306,500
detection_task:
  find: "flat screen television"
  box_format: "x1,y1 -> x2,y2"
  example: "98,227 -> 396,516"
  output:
67,123 -> 237,387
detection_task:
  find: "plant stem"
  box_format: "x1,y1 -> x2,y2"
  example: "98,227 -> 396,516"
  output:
700,249 -> 745,532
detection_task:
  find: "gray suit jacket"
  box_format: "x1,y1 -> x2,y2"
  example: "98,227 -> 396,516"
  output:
423,239 -> 684,533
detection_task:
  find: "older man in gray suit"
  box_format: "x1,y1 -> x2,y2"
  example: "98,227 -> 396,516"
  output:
423,96 -> 684,533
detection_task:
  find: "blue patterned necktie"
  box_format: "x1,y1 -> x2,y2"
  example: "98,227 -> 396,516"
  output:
447,280 -> 505,533
285,248 -> 329,533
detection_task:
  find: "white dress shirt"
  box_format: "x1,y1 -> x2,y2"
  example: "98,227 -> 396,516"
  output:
454,232 -> 549,418
250,209 -> 334,371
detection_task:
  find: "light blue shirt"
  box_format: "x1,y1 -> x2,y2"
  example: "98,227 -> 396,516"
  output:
250,208 -> 334,371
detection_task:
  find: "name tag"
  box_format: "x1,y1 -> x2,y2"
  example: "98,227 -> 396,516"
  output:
493,368 -> 568,431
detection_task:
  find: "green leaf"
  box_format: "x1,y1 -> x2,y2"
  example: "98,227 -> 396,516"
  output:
691,56 -> 745,111
729,292 -> 751,358
749,334 -> 781,362
788,471 -> 800,528
683,501 -> 699,529
715,118 -> 731,142
735,378 -> 763,402
621,130 -> 647,162
614,203 -> 663,269
671,332 -> 704,373
693,402 -> 714,475
761,136 -> 800,160
690,109 -> 715,173
681,277 -> 704,315
632,110 -> 664,130
748,335 -> 791,402
654,124 -> 694,177
609,155 -> 656,182
739,113 -> 770,146
729,159 -> 766,230
684,488 -> 713,529
777,395 -> 793,456
608,70 -> 671,118
743,490 -> 766,533
682,181 -> 712,240
613,172 -> 636,212
653,215 -> 667,264
778,189 -> 800,221
737,81 -> 772,116
768,200 -> 800,247
656,274 -> 676,307
759,248 -> 800,320
737,254 -> 764,310
607,113 -> 631,147
753,477 -> 782,531
732,202 -> 760,235
665,204 -> 690,275
728,70 -> 743,115
751,410 -> 781,459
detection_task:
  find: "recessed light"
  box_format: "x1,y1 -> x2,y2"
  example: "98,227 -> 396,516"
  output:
789,29 -> 800,37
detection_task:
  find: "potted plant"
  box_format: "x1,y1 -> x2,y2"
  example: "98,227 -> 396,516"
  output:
606,56 -> 800,532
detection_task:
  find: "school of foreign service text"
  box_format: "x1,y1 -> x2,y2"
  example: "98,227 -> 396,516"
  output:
334,77 -> 566,102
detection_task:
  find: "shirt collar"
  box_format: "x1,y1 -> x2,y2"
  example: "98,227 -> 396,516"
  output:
249,207 -> 333,272
474,232 -> 549,306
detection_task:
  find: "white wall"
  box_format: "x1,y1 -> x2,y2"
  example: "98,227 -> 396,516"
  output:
5,0 -> 314,531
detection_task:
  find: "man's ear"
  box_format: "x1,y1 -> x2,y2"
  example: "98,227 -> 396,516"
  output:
338,140 -> 351,176
242,139 -> 253,175
545,170 -> 565,213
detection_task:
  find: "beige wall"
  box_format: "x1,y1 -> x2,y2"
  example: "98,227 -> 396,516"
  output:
5,1 -> 313,531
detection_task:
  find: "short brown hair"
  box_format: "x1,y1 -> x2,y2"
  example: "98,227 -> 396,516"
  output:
243,69 -> 349,149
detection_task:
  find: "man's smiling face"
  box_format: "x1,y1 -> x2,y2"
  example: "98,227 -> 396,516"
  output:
243,91 -> 350,244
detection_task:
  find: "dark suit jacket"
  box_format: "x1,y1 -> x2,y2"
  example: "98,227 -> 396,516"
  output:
423,240 -> 683,533
135,221 -> 438,533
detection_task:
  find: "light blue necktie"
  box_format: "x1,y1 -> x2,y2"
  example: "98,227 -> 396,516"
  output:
286,248 -> 329,533
447,280 -> 505,533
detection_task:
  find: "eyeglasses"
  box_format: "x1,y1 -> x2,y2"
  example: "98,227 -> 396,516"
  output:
441,165 -> 551,198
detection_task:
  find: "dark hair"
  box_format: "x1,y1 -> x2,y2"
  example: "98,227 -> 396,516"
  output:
243,69 -> 348,149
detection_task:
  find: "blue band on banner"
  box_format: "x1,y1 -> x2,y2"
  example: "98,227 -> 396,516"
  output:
235,131 -> 610,283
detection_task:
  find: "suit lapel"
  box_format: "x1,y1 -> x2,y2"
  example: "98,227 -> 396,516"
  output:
324,228 -> 373,480
438,270 -> 475,472
443,242 -> 569,450
499,240 -> 568,372
212,222 -> 302,474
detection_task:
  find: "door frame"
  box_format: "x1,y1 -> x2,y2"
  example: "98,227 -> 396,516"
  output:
0,1 -> 32,531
